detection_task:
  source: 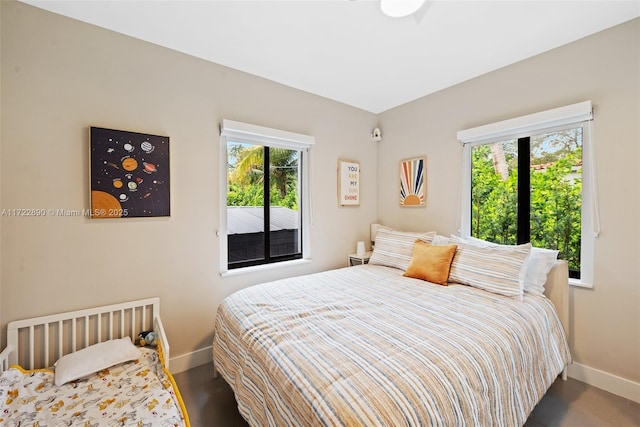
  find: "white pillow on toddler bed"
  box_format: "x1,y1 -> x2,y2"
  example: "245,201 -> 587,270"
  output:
54,336 -> 141,386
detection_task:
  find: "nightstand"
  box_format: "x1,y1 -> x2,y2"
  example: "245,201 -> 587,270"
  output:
348,251 -> 372,266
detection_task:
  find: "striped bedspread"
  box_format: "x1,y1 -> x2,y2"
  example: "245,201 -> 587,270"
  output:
213,264 -> 570,427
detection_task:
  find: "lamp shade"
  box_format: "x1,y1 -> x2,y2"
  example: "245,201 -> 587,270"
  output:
380,0 -> 427,18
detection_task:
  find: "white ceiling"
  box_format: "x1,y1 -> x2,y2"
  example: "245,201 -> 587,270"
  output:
21,0 -> 640,113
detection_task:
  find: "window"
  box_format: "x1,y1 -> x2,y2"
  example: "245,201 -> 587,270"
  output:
219,120 -> 314,272
470,127 -> 583,277
458,101 -> 596,285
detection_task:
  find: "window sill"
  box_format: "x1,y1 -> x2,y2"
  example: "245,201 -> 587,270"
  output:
220,258 -> 311,278
569,278 -> 593,289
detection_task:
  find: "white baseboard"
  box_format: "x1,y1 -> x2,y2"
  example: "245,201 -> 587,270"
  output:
168,346 -> 212,374
568,362 -> 640,403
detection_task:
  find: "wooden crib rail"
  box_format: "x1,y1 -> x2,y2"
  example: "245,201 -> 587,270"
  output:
6,297 -> 161,370
0,345 -> 13,374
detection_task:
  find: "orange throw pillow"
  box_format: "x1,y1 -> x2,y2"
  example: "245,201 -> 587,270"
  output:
403,241 -> 458,285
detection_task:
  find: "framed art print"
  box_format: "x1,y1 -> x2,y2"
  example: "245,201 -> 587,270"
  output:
338,160 -> 360,206
400,156 -> 426,207
90,127 -> 170,218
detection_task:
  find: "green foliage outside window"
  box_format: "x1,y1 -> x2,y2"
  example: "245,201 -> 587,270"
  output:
227,143 -> 299,210
471,129 -> 582,273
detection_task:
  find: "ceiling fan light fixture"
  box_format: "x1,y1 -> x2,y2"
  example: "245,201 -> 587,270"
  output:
380,0 -> 427,18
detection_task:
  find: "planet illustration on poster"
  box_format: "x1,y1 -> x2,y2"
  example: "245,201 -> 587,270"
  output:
141,141 -> 154,153
122,157 -> 138,171
143,162 -> 157,174
91,127 -> 170,218
90,191 -> 122,218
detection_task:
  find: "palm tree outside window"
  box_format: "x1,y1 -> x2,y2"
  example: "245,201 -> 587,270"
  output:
226,142 -> 302,269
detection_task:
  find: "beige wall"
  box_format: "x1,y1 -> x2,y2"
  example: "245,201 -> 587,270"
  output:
0,1 -> 3,317
377,18 -> 640,382
2,1 -> 638,386
0,2 -> 378,356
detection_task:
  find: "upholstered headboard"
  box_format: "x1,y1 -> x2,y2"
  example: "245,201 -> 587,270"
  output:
543,260 -> 569,334
543,260 -> 569,379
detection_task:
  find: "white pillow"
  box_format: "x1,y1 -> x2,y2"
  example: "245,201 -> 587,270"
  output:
431,234 -> 451,246
459,236 -> 558,295
524,247 -> 560,295
54,337 -> 141,386
463,235 -> 493,248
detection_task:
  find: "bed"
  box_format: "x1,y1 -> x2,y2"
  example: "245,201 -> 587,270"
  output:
0,297 -> 190,426
213,231 -> 571,427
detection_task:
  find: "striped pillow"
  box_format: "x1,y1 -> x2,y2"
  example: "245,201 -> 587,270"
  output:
369,229 -> 435,271
448,235 -> 531,298
459,236 -> 558,295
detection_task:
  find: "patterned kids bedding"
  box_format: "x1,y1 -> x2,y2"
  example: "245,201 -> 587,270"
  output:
0,346 -> 188,426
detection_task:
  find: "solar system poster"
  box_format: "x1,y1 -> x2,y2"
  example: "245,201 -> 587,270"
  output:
90,127 -> 170,218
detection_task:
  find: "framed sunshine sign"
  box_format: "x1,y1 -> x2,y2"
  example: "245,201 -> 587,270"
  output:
400,157 -> 426,207
338,160 -> 360,206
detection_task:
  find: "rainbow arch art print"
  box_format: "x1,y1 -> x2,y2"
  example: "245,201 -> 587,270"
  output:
400,157 -> 426,207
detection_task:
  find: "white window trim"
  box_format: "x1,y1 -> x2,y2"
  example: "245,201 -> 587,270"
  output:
220,259 -> 312,278
219,120 -> 314,275
457,101 -> 593,145
221,119 -> 314,150
457,101 -> 596,288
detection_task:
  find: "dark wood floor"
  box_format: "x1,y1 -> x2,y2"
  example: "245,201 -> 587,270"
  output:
173,363 -> 640,426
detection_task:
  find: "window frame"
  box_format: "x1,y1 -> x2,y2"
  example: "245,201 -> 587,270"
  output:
458,102 -> 596,288
219,120 -> 314,275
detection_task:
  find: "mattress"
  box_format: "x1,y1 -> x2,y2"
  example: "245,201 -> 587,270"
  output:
0,346 -> 187,426
213,264 -> 570,426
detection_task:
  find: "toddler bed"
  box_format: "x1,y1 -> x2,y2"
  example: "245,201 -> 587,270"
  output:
0,297 -> 189,426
